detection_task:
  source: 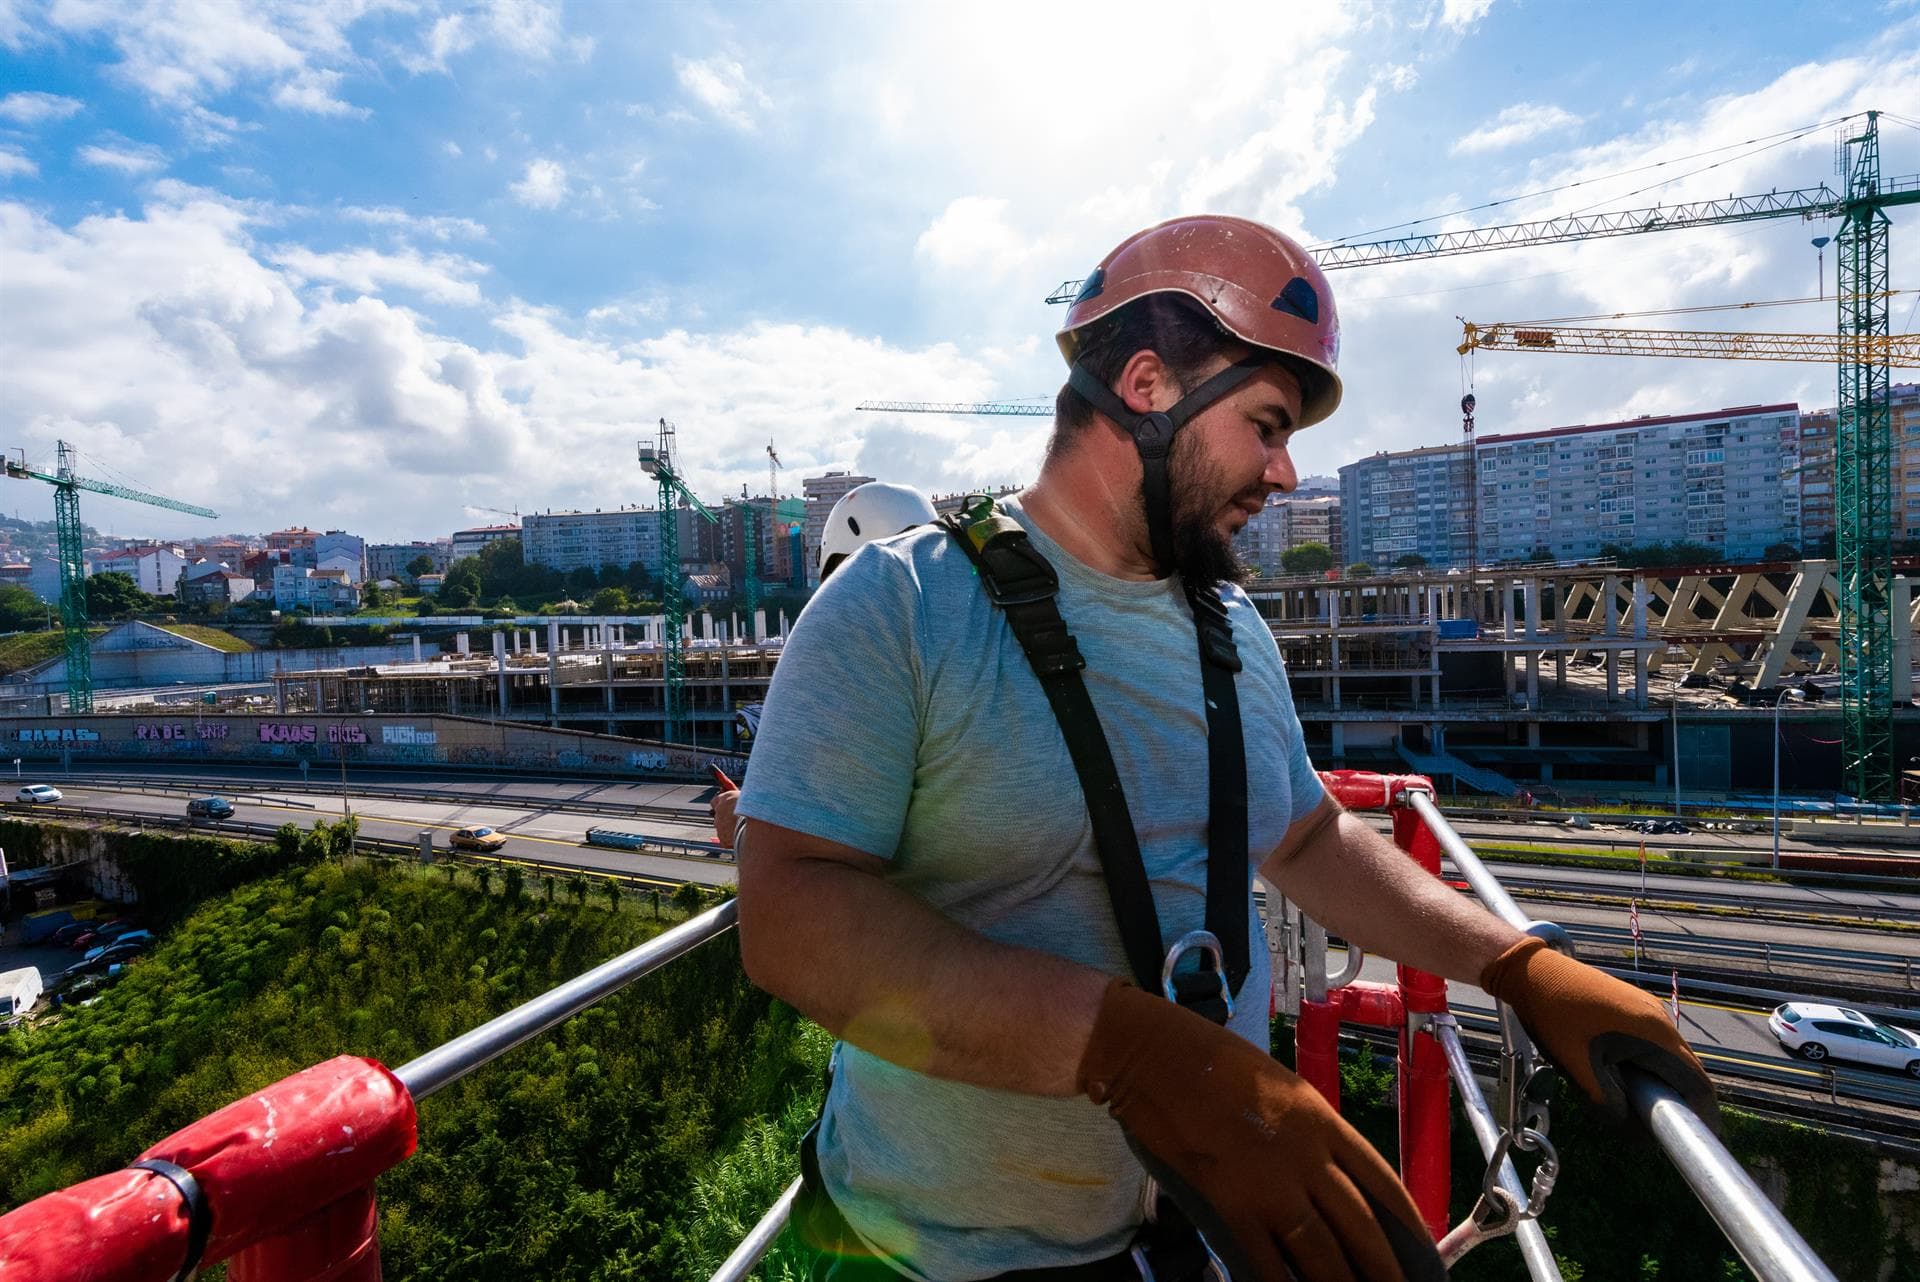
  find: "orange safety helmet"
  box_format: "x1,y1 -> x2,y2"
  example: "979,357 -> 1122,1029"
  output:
1057,214 -> 1342,427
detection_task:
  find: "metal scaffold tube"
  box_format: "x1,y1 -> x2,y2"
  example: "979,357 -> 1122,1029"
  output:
394,900 -> 738,1100
1406,791 -> 1838,1282
1433,1018 -> 1564,1281
710,1178 -> 801,1282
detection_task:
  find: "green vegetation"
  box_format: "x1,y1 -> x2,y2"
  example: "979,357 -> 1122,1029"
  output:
0,585 -> 49,633
0,627 -> 103,675
0,827 -> 819,1279
155,622 -> 254,652
1279,541 -> 1335,576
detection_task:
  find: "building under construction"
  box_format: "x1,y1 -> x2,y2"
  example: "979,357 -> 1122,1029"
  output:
266,554 -> 1920,800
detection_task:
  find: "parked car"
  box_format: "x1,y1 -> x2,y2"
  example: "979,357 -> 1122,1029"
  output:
48,921 -> 99,947
449,825 -> 507,852
1768,1002 -> 1920,1076
186,796 -> 235,820
1,967 -> 43,1021
82,932 -> 151,964
68,919 -> 135,950
14,784 -> 62,804
82,940 -> 150,968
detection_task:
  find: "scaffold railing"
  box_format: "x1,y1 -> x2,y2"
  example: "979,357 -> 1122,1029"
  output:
0,775 -> 1840,1282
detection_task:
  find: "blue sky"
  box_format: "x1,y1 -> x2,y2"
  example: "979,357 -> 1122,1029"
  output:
2,0 -> 1918,542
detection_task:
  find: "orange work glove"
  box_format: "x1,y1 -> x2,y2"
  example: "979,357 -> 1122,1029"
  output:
1481,936 -> 1717,1127
1078,980 -> 1445,1282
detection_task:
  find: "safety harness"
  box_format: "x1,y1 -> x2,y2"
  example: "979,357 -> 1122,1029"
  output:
939,495 -> 1250,1022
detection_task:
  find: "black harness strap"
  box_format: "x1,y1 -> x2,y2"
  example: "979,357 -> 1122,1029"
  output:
941,500 -> 1250,1009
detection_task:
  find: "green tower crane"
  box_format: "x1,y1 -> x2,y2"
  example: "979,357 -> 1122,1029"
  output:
3,440 -> 219,714
639,418 -> 717,744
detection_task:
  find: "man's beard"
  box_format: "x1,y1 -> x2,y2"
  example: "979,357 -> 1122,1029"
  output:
1160,428 -> 1256,587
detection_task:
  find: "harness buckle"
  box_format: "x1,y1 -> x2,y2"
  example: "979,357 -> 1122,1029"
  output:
976,539 -> 1062,607
1161,930 -> 1234,1023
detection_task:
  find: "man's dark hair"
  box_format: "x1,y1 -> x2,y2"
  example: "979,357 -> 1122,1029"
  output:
1049,294 -> 1240,456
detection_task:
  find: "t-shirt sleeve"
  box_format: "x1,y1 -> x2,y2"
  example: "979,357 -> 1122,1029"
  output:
1271,652 -> 1327,827
735,543 -> 923,860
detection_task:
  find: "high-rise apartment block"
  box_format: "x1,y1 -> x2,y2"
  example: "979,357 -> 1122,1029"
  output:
521,509 -> 660,576
1796,383 -> 1920,550
1339,444 -> 1470,569
1340,403 -> 1803,568
1242,494 -> 1342,576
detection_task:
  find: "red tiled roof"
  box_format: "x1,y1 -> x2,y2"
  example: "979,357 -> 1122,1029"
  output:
1478,403 -> 1798,447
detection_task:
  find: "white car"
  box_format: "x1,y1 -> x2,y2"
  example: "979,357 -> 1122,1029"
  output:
1768,1002 -> 1920,1077
14,784 -> 62,804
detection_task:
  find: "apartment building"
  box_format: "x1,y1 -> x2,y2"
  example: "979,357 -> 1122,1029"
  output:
1797,383 -> 1920,548
520,509 -> 660,576
451,524 -> 521,563
1339,444 -> 1470,568
1242,494 -> 1342,576
1340,403 -> 1803,568
367,541 -> 451,585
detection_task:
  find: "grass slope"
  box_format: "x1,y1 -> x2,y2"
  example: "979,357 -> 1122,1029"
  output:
0,628 -> 102,676
155,623 -> 254,652
0,861 -> 818,1280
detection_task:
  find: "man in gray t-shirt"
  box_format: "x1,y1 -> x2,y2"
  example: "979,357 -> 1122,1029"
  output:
736,217 -> 1714,1282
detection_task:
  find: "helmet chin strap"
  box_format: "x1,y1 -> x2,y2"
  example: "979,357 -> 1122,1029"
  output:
1067,355 -> 1270,576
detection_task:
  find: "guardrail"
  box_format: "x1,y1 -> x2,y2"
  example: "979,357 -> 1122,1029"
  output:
1406,790 -> 1838,1282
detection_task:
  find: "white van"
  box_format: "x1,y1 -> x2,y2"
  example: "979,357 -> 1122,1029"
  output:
1,967 -> 43,1021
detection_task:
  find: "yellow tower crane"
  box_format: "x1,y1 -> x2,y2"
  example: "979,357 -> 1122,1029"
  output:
1457,321 -> 1920,365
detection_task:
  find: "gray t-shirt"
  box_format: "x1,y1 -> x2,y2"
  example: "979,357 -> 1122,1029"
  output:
737,498 -> 1325,1281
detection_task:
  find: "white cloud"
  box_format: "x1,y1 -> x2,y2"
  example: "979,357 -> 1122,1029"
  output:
674,55 -> 770,130
0,191 -> 1004,537
342,205 -> 487,241
77,141 -> 168,174
1452,103 -> 1582,155
404,0 -> 591,73
0,146 -> 37,179
272,67 -> 366,118
0,90 -> 82,124
271,244 -> 490,305
1440,0 -> 1497,30
510,157 -> 568,209
442,140 -> 462,158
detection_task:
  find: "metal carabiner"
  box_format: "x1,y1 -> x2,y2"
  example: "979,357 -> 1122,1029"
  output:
1160,930 -> 1233,1022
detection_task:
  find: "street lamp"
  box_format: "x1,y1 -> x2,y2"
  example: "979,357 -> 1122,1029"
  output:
1773,688 -> 1808,870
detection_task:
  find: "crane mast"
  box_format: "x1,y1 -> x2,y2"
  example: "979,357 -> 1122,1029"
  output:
3,440 -> 219,714
640,419 -> 717,744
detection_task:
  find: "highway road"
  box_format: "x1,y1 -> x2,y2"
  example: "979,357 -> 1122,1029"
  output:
17,762 -> 1920,1123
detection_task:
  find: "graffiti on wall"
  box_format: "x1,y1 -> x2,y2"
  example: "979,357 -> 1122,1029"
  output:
382,725 -> 439,746
259,723 -> 317,744
135,721 -> 231,741
16,727 -> 101,743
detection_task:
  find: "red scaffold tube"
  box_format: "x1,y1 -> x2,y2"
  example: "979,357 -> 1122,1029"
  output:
0,1055 -> 416,1282
1316,770 -> 1433,811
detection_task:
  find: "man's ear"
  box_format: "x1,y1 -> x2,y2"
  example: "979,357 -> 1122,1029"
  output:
1115,348 -> 1173,416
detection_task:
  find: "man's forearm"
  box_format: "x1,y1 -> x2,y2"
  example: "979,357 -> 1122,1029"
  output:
1264,811 -> 1523,984
736,821 -> 1109,1097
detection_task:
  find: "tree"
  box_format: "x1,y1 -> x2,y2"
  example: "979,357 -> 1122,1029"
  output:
1345,562 -> 1373,578
439,581 -> 475,609
1280,542 -> 1335,576
86,571 -> 150,618
600,877 -> 621,912
1763,542 -> 1801,562
590,586 -> 630,615
565,565 -> 598,599
360,581 -> 387,610
1392,552 -> 1428,570
0,585 -> 47,632
405,554 -> 435,580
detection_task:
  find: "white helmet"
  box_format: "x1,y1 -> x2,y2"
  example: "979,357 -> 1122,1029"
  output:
820,481 -> 937,580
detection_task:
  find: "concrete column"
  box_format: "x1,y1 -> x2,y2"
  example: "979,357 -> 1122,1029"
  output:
1606,649 -> 1619,701
493,631 -> 508,713
411,635 -> 422,662
1634,649 -> 1650,706
456,631 -> 470,656
1526,721 -> 1541,748
1554,651 -> 1565,691
604,648 -> 615,714
1632,576 -> 1650,640
1505,651 -> 1516,699
1523,579 -> 1540,640
1602,575 -> 1620,637
1328,588 -> 1342,711
511,630 -> 521,656
754,608 -> 767,643
1502,579 -> 1515,640
1526,652 -> 1539,705
548,619 -> 561,722
1330,722 -> 1346,760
